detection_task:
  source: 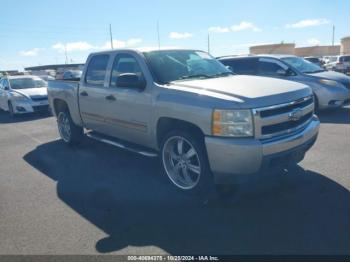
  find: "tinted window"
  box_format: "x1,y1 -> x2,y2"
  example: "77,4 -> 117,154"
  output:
110,53 -> 143,86
9,78 -> 47,89
340,56 -> 350,62
220,58 -> 257,75
258,60 -> 286,76
85,55 -> 109,86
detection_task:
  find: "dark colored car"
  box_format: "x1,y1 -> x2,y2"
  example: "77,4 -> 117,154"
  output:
218,55 -> 350,110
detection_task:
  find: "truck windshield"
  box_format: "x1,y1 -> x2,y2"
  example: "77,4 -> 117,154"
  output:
144,50 -> 232,84
281,56 -> 325,74
10,78 -> 47,89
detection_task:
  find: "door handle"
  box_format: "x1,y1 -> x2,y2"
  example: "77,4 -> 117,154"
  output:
105,94 -> 116,101
80,91 -> 88,97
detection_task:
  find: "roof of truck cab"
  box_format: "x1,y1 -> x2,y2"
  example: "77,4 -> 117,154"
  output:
218,54 -> 296,60
6,75 -> 42,80
88,48 -> 200,56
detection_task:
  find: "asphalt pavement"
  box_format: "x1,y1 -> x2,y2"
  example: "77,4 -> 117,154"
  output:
0,108 -> 350,255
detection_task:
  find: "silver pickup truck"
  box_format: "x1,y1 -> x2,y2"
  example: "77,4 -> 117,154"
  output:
48,49 -> 320,194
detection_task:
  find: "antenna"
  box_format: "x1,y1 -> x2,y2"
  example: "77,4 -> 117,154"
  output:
110,24 -> 114,49
157,20 -> 161,50
207,33 -> 211,53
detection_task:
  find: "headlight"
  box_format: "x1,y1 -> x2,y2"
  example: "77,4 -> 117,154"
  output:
212,109 -> 253,137
319,79 -> 341,87
11,92 -> 29,101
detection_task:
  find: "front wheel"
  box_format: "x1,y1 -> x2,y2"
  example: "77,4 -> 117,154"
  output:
57,110 -> 84,145
160,130 -> 213,195
8,101 -> 16,117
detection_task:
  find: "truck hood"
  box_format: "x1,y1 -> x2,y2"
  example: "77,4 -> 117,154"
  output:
167,75 -> 311,108
11,88 -> 48,99
308,71 -> 350,84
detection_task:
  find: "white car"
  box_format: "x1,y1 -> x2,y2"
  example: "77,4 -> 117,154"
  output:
324,55 -> 350,74
0,75 -> 50,116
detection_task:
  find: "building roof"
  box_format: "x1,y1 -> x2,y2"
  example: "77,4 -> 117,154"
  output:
25,63 -> 84,71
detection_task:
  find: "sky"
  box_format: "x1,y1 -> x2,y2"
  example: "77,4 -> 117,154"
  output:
0,0 -> 349,70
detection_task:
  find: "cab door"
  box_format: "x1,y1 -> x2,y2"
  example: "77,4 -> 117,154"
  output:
99,52 -> 153,147
78,54 -> 112,133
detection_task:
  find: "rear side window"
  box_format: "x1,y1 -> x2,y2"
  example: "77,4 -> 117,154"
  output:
258,60 -> 286,76
221,58 -> 257,75
340,56 -> 350,62
85,55 -> 110,86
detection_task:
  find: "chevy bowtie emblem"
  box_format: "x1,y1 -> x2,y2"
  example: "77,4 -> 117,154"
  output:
289,108 -> 303,121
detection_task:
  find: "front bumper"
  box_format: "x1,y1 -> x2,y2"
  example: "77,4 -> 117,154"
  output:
205,116 -> 320,184
316,85 -> 350,109
11,100 -> 50,114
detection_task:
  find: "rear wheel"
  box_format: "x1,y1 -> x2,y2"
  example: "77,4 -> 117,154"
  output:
161,130 -> 213,195
57,109 -> 84,145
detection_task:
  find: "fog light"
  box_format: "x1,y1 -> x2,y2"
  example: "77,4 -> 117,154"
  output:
16,106 -> 26,112
329,100 -> 343,106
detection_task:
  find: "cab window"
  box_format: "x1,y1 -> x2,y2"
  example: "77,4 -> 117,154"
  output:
85,54 -> 110,86
110,53 -> 143,87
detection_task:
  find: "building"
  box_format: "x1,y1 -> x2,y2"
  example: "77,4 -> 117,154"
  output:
249,36 -> 350,57
25,63 -> 85,77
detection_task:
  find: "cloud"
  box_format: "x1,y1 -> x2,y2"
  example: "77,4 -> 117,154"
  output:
208,26 -> 230,33
19,48 -> 41,57
286,18 -> 330,28
99,38 -> 143,50
307,38 -> 321,46
126,38 -> 143,46
231,21 -> 261,32
52,41 -> 94,53
169,32 -> 193,39
209,22 -> 261,33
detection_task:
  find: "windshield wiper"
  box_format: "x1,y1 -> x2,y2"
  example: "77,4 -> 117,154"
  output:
211,72 -> 234,78
304,69 -> 326,74
179,74 -> 211,80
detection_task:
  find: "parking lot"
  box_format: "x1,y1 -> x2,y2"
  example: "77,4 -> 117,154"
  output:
0,108 -> 350,255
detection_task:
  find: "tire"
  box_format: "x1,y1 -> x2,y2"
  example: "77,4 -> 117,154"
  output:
8,101 -> 16,117
57,109 -> 84,145
160,130 -> 213,195
313,94 -> 319,114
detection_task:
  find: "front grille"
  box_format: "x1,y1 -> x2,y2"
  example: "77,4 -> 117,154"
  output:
253,95 -> 314,139
260,98 -> 313,118
262,112 -> 313,135
30,95 -> 48,102
33,105 -> 49,112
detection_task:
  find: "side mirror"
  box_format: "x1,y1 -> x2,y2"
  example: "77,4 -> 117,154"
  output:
116,73 -> 146,90
276,69 -> 287,76
225,65 -> 234,72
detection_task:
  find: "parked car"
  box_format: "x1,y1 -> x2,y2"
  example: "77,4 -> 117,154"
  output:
218,55 -> 350,110
38,75 -> 55,81
62,70 -> 82,81
304,57 -> 324,68
48,49 -> 319,194
0,75 -> 50,116
324,55 -> 350,74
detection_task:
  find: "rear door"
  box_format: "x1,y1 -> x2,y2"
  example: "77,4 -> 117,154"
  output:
78,54 -> 111,132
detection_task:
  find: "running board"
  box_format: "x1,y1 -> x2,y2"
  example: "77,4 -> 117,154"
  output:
86,132 -> 158,157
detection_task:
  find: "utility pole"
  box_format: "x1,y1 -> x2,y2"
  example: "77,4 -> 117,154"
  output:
157,20 -> 161,50
64,44 -> 68,64
332,25 -> 335,46
109,24 -> 114,49
207,33 -> 211,53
